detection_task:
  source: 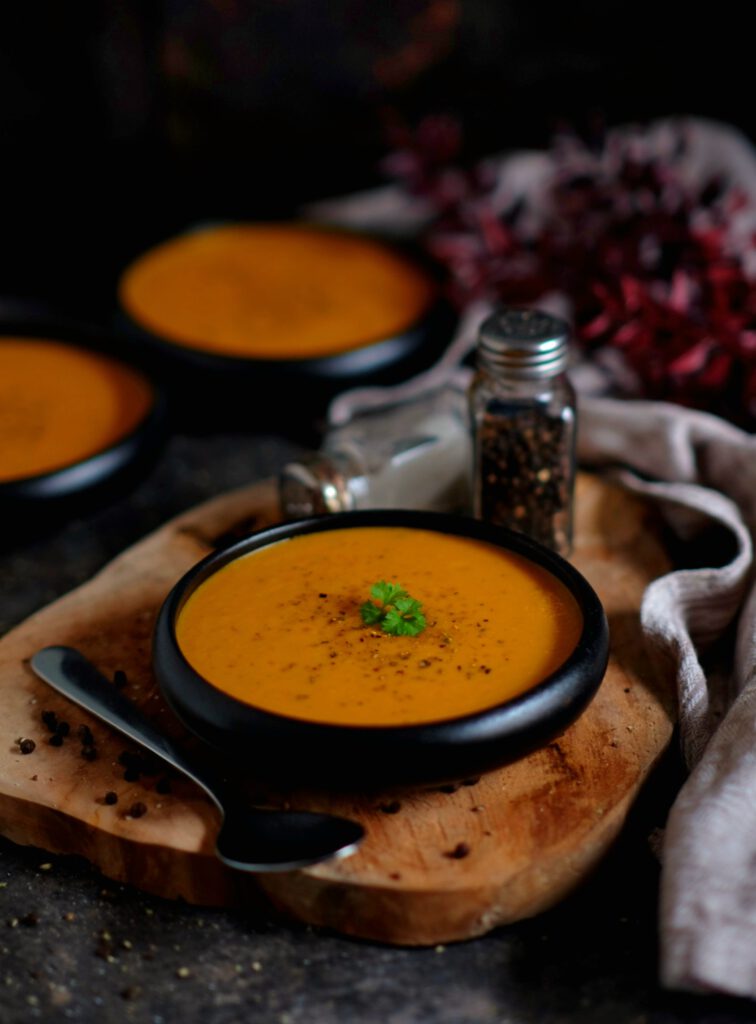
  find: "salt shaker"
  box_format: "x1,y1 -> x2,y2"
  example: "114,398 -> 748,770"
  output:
469,308 -> 577,555
279,381 -> 472,517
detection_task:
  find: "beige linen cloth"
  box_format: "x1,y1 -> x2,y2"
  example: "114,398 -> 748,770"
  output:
314,117 -> 756,996
579,397 -> 756,998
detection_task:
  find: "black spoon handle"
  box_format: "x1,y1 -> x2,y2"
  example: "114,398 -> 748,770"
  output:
30,645 -> 224,813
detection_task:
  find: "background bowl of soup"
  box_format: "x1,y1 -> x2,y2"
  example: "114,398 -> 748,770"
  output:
117,222 -> 455,429
0,322 -> 166,525
154,510 -> 609,788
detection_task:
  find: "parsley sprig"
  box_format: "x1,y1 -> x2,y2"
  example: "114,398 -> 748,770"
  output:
360,580 -> 427,637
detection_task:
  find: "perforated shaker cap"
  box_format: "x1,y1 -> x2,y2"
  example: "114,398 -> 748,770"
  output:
477,308 -> 570,378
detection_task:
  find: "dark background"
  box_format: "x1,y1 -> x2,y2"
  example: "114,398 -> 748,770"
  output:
2,8 -> 756,1020
0,0 -> 752,317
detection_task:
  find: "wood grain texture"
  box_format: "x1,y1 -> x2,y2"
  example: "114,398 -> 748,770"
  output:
0,474 -> 675,944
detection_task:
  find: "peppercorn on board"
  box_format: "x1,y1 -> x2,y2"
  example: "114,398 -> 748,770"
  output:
0,475 -> 674,945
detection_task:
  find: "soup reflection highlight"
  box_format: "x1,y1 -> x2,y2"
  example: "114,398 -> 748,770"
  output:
175,527 -> 583,727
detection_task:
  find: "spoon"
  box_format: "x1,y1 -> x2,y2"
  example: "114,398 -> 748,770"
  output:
30,646 -> 364,872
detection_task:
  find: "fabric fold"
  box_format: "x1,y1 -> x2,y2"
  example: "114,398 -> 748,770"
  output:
579,398 -> 756,996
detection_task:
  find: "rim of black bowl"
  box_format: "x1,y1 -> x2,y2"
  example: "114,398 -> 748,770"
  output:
115,223 -> 456,382
154,510 -> 610,770
0,320 -> 166,505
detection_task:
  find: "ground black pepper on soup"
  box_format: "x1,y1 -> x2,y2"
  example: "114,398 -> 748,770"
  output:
175,527 -> 584,727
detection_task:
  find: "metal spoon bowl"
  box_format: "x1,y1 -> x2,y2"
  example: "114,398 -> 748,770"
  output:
30,646 -> 364,872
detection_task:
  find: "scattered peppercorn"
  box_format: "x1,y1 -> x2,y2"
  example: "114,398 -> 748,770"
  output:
18,739 -> 35,755
77,725 -> 94,745
127,802 -> 147,819
445,842 -> 471,859
379,800 -> 401,814
55,721 -> 70,737
104,791 -> 118,805
48,734 -> 63,747
41,710 -> 58,732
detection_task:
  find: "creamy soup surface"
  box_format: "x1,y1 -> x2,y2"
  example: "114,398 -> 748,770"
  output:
119,224 -> 436,360
176,527 -> 584,727
0,338 -> 153,483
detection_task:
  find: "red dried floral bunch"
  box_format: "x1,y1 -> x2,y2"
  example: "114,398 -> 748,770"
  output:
384,117 -> 756,426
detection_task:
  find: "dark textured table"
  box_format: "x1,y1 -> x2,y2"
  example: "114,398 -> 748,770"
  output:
1,432 -> 754,1024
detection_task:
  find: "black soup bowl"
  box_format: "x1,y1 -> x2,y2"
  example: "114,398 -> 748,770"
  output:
153,510 -> 610,789
116,223 -> 456,432
0,322 -> 166,531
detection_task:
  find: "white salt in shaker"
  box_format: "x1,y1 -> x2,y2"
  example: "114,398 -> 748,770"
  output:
279,381 -> 472,517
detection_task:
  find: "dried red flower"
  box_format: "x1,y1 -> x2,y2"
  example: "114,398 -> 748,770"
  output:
387,118 -> 756,426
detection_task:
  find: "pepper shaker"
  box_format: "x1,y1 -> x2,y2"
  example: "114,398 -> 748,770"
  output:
469,308 -> 577,555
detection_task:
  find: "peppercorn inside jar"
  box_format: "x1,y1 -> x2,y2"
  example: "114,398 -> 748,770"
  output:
469,308 -> 577,556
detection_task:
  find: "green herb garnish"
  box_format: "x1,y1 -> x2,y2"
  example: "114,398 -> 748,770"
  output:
360,580 -> 427,637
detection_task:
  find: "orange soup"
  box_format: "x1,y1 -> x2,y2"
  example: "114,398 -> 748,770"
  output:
0,338 -> 154,483
119,223 -> 437,360
176,527 -> 583,727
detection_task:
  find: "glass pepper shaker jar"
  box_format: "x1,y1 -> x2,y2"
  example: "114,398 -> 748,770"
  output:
469,307 -> 577,555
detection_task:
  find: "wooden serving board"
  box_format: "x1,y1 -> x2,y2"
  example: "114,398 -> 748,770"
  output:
0,474 -> 675,945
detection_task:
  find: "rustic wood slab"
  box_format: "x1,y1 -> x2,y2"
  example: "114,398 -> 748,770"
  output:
0,474 -> 675,945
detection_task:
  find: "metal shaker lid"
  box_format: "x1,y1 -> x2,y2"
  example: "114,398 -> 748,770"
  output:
477,308 -> 571,378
